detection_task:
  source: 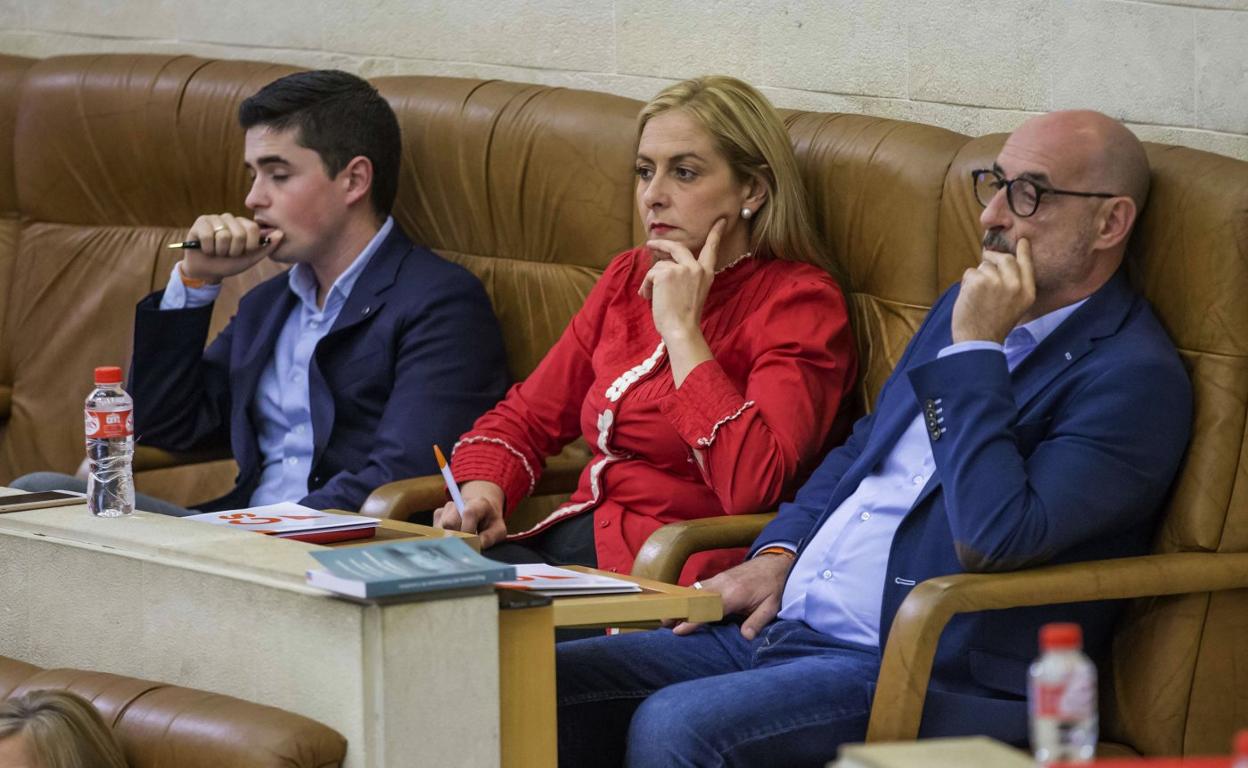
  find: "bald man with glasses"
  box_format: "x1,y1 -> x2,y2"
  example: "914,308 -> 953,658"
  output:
556,110 -> 1193,768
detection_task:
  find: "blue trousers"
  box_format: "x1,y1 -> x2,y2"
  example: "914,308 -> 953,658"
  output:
557,620 -> 880,768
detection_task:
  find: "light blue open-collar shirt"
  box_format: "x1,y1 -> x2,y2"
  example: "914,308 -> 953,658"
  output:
159,217 -> 394,506
777,298 -> 1087,647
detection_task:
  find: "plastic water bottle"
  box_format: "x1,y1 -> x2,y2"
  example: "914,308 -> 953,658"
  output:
84,366 -> 135,517
1029,622 -> 1098,765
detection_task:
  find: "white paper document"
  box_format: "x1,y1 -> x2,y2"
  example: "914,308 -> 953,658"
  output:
186,502 -> 379,538
496,564 -> 643,596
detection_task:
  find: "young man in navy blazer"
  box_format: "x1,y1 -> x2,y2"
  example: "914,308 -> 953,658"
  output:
126,70 -> 508,514
557,111 -> 1193,766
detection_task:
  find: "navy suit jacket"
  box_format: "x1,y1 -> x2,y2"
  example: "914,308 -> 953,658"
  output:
130,226 -> 509,512
756,271 -> 1192,743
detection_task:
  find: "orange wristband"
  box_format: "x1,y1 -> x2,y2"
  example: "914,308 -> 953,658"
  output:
177,261 -> 212,289
756,546 -> 796,560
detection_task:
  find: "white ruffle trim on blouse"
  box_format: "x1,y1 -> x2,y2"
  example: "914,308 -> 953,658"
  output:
695,400 -> 756,448
452,435 -> 537,497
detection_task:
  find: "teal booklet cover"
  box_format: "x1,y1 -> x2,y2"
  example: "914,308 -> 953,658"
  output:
307,538 -> 515,599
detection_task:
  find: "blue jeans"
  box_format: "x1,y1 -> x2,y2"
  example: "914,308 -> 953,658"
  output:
557,620 -> 880,768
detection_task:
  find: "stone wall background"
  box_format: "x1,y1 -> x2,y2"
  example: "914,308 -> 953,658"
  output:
0,0 -> 1244,159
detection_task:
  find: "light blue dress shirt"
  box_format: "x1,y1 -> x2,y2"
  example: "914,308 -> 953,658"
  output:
777,298 -> 1087,647
159,217 -> 394,506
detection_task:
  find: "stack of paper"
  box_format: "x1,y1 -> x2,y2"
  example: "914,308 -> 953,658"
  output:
497,564 -> 643,596
185,502 -> 380,544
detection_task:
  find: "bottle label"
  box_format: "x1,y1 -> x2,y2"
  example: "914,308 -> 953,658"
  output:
1034,683 -> 1064,717
85,408 -> 133,439
1033,679 -> 1096,719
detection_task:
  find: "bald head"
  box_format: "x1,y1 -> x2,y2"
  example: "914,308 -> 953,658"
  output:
985,110 -> 1150,314
1011,110 -> 1150,213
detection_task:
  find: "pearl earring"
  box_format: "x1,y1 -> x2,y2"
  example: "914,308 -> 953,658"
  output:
741,207 -> 753,220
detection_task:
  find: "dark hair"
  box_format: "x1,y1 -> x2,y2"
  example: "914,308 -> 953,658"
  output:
239,70 -> 402,219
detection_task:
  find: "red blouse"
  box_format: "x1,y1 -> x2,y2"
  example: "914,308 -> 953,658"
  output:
451,247 -> 856,583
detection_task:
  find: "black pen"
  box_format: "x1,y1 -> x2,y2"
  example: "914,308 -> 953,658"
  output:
167,236 -> 271,250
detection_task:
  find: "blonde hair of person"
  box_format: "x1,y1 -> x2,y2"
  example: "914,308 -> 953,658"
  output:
638,75 -> 828,269
0,690 -> 128,768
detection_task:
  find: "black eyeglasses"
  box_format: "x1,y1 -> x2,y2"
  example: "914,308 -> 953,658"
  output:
971,169 -> 1118,217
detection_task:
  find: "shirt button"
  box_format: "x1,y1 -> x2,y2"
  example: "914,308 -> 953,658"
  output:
599,519 -> 609,528
860,511 -> 871,521
294,424 -> 305,434
821,569 -> 833,580
286,457 -> 297,465
912,475 -> 924,485
292,371 -> 303,381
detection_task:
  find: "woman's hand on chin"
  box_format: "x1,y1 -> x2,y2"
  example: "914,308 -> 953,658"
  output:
641,219 -> 723,385
641,218 -> 724,338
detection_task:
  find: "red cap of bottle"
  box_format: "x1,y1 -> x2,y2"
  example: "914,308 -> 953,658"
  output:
1234,729 -> 1248,756
93,366 -> 123,384
1039,622 -> 1083,652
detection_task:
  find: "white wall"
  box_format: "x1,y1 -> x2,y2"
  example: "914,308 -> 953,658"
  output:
0,0 -> 1245,160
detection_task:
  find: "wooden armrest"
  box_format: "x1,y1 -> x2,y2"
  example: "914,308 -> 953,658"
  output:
132,444 -> 232,472
867,550 -> 1248,743
359,474 -> 446,520
359,453 -> 590,521
631,513 -> 776,583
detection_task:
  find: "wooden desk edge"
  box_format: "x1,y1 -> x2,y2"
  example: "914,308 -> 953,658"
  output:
323,510 -> 481,551
549,566 -> 723,627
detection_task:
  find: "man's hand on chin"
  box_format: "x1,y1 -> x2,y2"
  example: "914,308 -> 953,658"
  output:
951,237 -> 1036,343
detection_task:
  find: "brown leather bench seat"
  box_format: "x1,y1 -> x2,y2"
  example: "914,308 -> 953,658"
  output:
1,654 -> 346,768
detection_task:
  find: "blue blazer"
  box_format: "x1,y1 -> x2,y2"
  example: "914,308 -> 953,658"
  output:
130,226 -> 509,512
756,271 -> 1192,743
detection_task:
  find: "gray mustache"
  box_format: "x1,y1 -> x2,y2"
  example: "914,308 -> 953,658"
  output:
982,231 -> 1014,254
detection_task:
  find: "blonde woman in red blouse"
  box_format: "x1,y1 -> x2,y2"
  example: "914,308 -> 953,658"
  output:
435,76 -> 857,584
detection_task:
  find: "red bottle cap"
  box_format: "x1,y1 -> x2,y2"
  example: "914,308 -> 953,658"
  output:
93,366 -> 123,384
1235,729 -> 1248,756
1039,622 -> 1083,651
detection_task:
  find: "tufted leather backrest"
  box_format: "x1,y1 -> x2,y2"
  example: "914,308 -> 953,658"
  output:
788,112 -> 968,414
0,55 -> 34,425
378,76 -> 640,380
0,56 -> 25,219
1,655 -> 346,768
1104,143 -> 1248,756
0,55 -> 292,502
